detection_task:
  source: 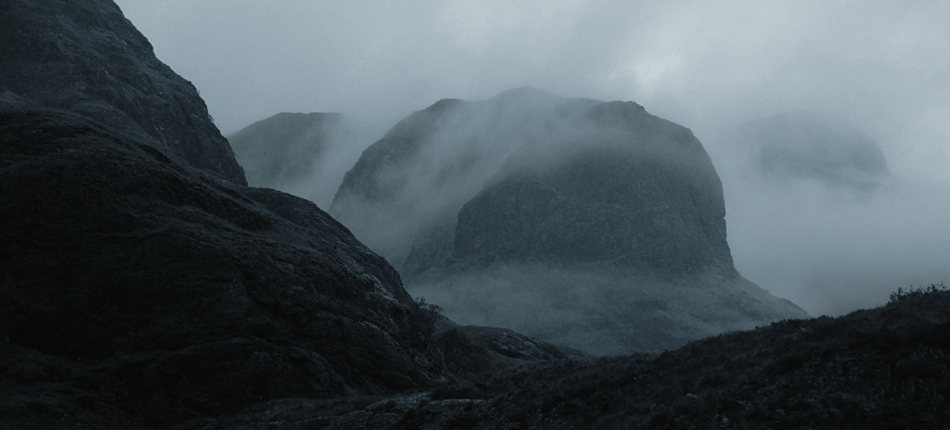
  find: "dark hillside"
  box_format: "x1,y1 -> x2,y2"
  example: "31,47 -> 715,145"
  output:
0,107 -> 443,427
0,2 -> 571,427
225,285 -> 948,429
434,285 -> 950,429
0,0 -> 445,427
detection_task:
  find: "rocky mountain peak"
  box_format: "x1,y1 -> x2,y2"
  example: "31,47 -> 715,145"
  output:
331,88 -> 806,354
0,0 -> 246,185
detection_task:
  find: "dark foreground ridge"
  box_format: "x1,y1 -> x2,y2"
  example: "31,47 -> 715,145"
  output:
0,1 -> 564,428
0,107 -> 439,422
198,285 -> 950,429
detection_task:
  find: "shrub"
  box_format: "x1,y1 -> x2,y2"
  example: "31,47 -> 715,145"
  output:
888,283 -> 947,305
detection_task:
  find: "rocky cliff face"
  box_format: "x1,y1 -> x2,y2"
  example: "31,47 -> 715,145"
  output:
453,101 -> 733,275
0,1 -> 454,426
332,88 -> 599,268
0,0 -> 245,185
334,88 -> 808,354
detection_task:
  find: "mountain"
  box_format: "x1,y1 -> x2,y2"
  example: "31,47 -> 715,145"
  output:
725,112 -> 890,193
229,112 -> 340,189
332,88 -> 807,355
228,112 -> 359,207
0,0 -> 245,185
0,2 -> 565,427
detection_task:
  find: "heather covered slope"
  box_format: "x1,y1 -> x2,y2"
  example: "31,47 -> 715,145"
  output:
428,285 -> 950,429
215,285 -> 949,429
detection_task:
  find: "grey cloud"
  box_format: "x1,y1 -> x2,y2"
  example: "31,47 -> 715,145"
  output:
113,0 -> 950,315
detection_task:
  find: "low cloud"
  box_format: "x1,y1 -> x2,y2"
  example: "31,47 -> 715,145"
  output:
115,0 -> 950,315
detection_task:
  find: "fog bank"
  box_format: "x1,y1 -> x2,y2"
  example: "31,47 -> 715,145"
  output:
113,0 -> 950,315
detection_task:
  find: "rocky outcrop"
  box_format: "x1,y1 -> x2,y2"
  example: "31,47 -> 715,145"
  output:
0,0 -> 461,426
334,88 -> 808,354
0,104 -> 445,426
0,0 -> 245,185
0,3 -> 575,427
228,112 -> 342,191
726,112 -> 890,192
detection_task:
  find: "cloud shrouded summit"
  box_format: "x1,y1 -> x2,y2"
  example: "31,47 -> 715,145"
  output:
328,88 -> 806,355
114,0 -> 950,315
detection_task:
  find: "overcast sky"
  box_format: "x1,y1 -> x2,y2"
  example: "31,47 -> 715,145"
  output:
113,0 -> 949,316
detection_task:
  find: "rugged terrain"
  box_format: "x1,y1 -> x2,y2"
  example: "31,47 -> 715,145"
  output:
0,0 -> 244,185
144,285 -> 950,430
6,1 -> 939,429
0,1 -> 563,427
333,88 -> 807,354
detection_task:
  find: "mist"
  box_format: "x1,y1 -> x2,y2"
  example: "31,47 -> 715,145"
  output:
707,132 -> 950,316
112,0 -> 950,316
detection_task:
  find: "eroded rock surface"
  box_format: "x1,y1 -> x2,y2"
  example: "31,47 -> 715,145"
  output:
0,0 -> 245,184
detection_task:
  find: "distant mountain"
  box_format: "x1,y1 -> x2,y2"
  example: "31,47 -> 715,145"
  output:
332,88 -> 807,355
726,112 -> 890,192
229,112 -> 340,189
331,87 -> 584,266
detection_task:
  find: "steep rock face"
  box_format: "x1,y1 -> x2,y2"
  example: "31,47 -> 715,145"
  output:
0,0 -> 245,185
229,112 -> 342,192
453,102 -> 733,275
0,1 -> 459,426
332,88 -> 598,268
0,106 -> 444,425
334,88 -> 808,354
331,98 -> 469,265
727,112 -> 890,192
